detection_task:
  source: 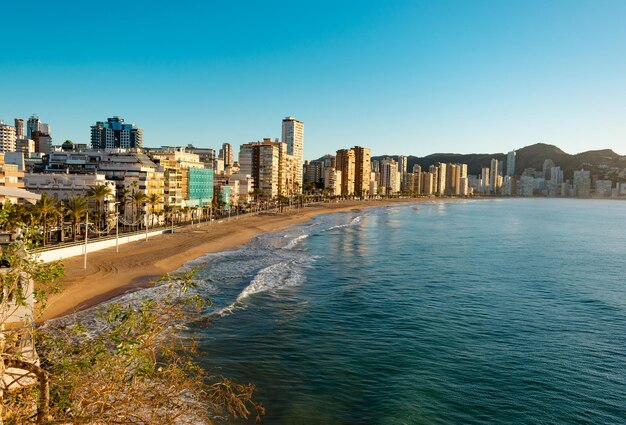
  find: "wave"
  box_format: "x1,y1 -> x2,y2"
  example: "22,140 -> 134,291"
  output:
213,261 -> 305,317
323,215 -> 362,232
284,234 -> 309,250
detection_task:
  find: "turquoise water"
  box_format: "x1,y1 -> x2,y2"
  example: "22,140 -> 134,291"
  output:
189,199 -> 626,424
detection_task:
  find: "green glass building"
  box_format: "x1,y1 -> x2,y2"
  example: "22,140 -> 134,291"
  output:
188,167 -> 214,206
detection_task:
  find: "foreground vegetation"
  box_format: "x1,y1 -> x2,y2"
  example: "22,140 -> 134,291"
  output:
0,233 -> 264,423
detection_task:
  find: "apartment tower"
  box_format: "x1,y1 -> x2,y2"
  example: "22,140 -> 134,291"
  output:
0,121 -> 16,153
354,146 -> 371,197
336,148 -> 356,196
282,117 -> 304,193
91,116 -> 143,150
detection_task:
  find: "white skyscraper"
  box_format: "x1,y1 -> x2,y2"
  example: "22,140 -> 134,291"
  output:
282,116 -> 304,193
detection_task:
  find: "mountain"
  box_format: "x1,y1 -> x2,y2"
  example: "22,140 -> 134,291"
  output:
371,143 -> 626,178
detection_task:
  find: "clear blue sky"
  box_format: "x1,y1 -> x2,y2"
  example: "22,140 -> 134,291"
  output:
2,0 -> 626,159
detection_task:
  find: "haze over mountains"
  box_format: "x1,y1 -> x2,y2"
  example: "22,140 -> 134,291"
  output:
371,143 -> 626,179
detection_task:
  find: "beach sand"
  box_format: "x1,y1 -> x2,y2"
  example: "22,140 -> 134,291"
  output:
40,198 -> 437,321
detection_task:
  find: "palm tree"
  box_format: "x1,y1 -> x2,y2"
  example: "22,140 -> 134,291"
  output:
145,194 -> 162,228
180,207 -> 190,224
162,205 -> 178,228
87,184 -> 113,232
118,187 -> 131,227
33,193 -> 58,247
131,192 -> 147,231
65,196 -> 88,241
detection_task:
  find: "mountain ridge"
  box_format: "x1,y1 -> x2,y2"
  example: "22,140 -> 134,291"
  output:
368,143 -> 625,178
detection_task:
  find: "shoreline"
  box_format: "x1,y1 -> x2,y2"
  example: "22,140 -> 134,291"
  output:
40,198 -> 448,322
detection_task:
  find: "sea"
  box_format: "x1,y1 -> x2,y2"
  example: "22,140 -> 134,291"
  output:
70,198 -> 626,424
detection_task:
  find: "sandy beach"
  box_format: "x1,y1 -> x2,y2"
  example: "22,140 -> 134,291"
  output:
40,198 -> 439,321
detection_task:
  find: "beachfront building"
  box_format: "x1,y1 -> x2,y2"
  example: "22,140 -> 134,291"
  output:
238,138 -> 298,199
335,147 -> 370,198
490,159 -> 501,194
304,154 -> 336,188
573,169 -> 591,198
507,150 -> 516,176
323,167 -> 342,196
595,180 -> 613,197
147,147 -> 208,209
336,149 -> 355,196
0,153 -> 40,204
214,175 -> 240,207
188,167 -> 214,208
282,117 -> 304,193
95,150 -> 165,225
379,158 -> 401,195
24,172 -> 115,203
422,171 -> 435,196
91,116 -> 143,150
354,146 -> 371,198
230,173 -> 254,204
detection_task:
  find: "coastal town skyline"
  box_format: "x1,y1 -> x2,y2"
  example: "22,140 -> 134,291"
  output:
1,112 -> 625,161
2,1 -> 626,158
3,2 -> 626,423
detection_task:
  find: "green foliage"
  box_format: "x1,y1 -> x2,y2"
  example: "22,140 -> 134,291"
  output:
0,239 -> 64,317
37,268 -> 264,424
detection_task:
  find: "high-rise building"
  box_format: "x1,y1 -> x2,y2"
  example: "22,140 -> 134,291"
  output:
506,150 -> 516,176
449,163 -> 461,195
282,116 -> 304,193
26,115 -> 40,139
380,158 -> 400,194
573,169 -> 591,198
14,118 -> 24,140
354,146 -> 371,197
25,115 -> 53,153
430,162 -> 446,195
490,159 -> 500,194
336,148 -> 355,196
398,155 -> 408,174
542,159 -> 555,181
459,164 -> 469,196
91,116 -> 143,150
219,143 -> 234,167
239,138 -> 297,198
481,166 -> 490,194
422,172 -> 435,195
323,167 -> 342,196
0,121 -> 17,153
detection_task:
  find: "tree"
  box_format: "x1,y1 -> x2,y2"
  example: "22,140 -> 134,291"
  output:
145,194 -> 162,228
1,239 -> 264,423
162,204 -> 177,228
64,196 -> 88,242
33,193 -> 58,247
87,184 -> 113,232
118,187 -> 131,227
1,238 -> 64,422
131,192 -> 147,231
36,269 -> 264,423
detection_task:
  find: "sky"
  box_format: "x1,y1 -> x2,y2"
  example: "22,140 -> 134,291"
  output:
1,0 -> 626,160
